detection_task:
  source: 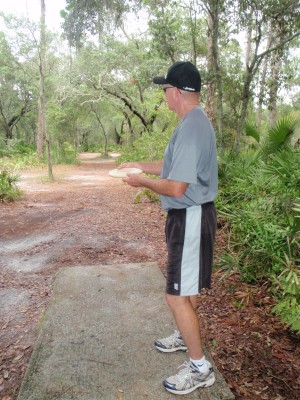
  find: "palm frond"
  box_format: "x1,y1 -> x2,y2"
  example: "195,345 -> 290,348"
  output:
262,113 -> 300,157
269,116 -> 296,145
244,120 -> 260,143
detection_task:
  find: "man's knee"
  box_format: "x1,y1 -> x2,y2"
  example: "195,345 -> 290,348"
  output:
165,293 -> 189,310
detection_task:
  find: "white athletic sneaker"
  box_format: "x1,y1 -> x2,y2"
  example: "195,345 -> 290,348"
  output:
163,360 -> 215,395
154,330 -> 187,352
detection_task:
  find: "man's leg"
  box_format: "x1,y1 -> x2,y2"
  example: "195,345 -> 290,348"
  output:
165,293 -> 203,359
190,294 -> 198,310
162,293 -> 215,395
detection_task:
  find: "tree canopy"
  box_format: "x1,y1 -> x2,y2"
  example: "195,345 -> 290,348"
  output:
0,0 -> 299,154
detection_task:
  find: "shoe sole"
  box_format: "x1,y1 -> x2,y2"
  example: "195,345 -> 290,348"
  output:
163,373 -> 215,395
155,344 -> 187,353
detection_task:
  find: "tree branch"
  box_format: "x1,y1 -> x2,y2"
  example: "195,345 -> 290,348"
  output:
103,86 -> 149,131
256,30 -> 300,63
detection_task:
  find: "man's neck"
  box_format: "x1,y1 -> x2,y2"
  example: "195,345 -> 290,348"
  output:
178,103 -> 199,119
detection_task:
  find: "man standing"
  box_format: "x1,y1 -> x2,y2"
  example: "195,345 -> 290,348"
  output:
120,61 -> 218,395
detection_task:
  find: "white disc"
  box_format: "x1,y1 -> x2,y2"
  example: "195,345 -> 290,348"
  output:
108,168 -> 143,178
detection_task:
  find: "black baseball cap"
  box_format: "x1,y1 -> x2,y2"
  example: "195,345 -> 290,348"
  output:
153,61 -> 201,92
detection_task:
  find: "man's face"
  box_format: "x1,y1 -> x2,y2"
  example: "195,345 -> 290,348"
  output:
163,85 -> 177,112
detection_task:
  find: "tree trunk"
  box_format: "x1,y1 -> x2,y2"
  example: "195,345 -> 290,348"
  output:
37,1 -> 46,158
81,130 -> 90,152
38,0 -> 54,179
235,13 -> 258,153
188,2 -> 198,65
0,102 -> 13,141
234,7 -> 299,153
235,69 -> 253,153
204,0 -> 223,148
205,10 -> 216,125
91,105 -> 109,156
122,111 -> 135,143
245,15 -> 253,72
99,119 -> 108,157
268,35 -> 282,125
257,23 -> 273,129
0,99 -> 30,142
4,126 -> 13,141
37,96 -> 45,158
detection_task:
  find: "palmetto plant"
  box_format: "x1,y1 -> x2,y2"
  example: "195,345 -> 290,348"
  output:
266,114 -> 299,151
0,169 -> 22,202
245,112 -> 300,156
217,114 -> 300,333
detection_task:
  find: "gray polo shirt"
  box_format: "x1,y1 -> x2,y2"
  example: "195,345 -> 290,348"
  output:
160,106 -> 218,211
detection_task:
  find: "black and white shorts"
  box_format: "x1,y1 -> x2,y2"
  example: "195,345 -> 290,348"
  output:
165,203 -> 217,296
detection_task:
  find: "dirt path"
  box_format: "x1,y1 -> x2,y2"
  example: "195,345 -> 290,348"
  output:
0,153 -> 299,400
0,154 -> 167,400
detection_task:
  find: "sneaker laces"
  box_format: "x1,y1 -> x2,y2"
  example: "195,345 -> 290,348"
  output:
176,361 -> 211,384
175,361 -> 193,383
168,330 -> 182,345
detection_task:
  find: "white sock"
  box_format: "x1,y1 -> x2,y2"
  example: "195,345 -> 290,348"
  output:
190,356 -> 209,373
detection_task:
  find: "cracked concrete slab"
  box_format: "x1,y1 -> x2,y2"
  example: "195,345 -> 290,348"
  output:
17,263 -> 234,400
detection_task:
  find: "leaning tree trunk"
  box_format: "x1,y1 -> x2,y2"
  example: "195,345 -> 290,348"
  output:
37,0 -> 46,159
37,31 -> 45,160
38,0 -> 53,179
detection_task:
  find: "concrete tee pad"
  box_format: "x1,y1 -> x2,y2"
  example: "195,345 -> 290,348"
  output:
17,263 -> 234,400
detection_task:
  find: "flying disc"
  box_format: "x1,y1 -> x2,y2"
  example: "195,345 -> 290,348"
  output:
108,167 -> 143,178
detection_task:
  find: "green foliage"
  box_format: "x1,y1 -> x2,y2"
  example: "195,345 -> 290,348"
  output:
272,243 -> 300,333
0,146 -> 11,157
118,126 -> 172,164
217,116 -> 300,332
61,0 -> 133,48
11,142 -> 36,154
134,188 -> 159,204
273,297 -> 300,333
51,142 -> 77,165
261,113 -> 300,156
0,169 -> 22,202
244,120 -> 260,143
0,142 -> 43,170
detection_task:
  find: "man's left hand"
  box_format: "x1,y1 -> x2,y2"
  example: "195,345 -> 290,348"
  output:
122,173 -> 143,187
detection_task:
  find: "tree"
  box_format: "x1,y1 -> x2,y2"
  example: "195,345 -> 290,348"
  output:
0,29 -> 33,143
61,0 -> 140,50
37,0 -> 53,179
201,0 -> 225,145
257,22 -> 273,129
90,104 -> 109,156
234,0 -> 300,152
145,0 -> 182,63
2,0 -> 299,159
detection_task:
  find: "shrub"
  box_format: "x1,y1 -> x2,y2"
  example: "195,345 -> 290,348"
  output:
217,116 -> 300,333
0,169 -> 22,202
51,142 -> 77,165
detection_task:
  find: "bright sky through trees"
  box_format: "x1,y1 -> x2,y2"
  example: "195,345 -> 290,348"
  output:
0,0 -> 65,30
